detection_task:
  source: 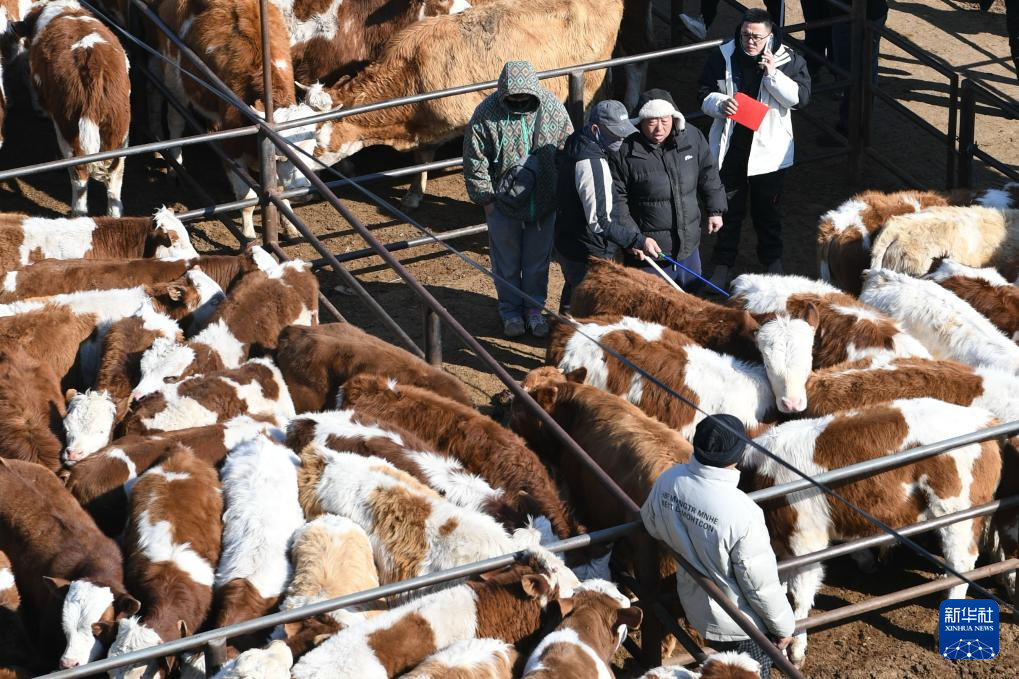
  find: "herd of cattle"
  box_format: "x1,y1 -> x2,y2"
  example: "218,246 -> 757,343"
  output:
0,206 -> 776,678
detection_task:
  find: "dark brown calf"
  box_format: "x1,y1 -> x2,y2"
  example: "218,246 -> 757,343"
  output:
0,349 -> 65,473
340,374 -> 581,540
569,259 -> 761,361
276,323 -> 472,413
0,459 -> 138,670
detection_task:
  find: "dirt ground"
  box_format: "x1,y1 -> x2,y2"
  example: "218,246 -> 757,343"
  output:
0,0 -> 1016,676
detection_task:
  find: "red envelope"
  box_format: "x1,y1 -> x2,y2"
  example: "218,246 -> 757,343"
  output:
728,92 -> 769,132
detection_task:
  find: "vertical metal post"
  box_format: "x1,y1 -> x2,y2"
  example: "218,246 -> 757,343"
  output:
203,640 -> 228,677
945,76 -> 959,189
633,532 -> 667,668
957,80 -> 976,190
258,0 -> 280,245
567,71 -> 585,131
846,0 -> 866,182
423,307 -> 442,366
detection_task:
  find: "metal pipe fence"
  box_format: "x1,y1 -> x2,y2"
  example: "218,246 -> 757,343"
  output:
958,78 -> 1019,188
38,413 -> 1019,678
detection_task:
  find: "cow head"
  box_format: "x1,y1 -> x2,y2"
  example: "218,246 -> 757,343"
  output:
559,580 -> 642,656
753,304 -> 819,414
132,337 -> 197,402
62,389 -> 118,465
44,577 -> 140,670
143,275 -> 202,321
269,88 -> 334,192
509,366 -> 586,458
150,207 -> 199,260
107,617 -> 177,679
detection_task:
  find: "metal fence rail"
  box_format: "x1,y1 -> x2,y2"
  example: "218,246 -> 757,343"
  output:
38,415 -> 1019,678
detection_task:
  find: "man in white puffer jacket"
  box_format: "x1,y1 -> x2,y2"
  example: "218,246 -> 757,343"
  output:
641,414 -> 794,679
697,9 -> 811,290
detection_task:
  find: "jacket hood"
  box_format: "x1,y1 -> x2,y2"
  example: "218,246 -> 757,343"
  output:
497,60 -> 541,103
563,128 -> 605,162
631,88 -> 686,141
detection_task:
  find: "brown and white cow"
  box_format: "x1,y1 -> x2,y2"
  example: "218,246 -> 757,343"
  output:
0,348 -> 65,472
512,366 -> 691,532
567,260 -> 820,409
401,638 -> 517,679
290,550 -> 572,679
745,398 -> 1002,665
279,514 -> 380,658
0,208 -> 198,274
339,373 -> 581,540
287,410 -> 529,528
306,0 -> 620,208
296,441 -> 561,586
728,273 -> 932,385
210,640 -> 293,679
0,458 -> 139,670
0,252 -> 255,303
639,652 -> 762,679
212,436 -> 304,656
153,0 -> 332,238
859,267 -> 1019,374
120,357 -> 296,439
816,190 -> 951,295
17,0 -> 130,217
108,446 -> 223,678
274,0 -> 470,86
521,580 -> 641,679
132,254 -> 318,399
870,206 -> 1019,280
925,259 -> 1019,341
547,315 -> 782,429
817,185 -> 1019,295
276,322 -> 472,413
62,416 -> 279,535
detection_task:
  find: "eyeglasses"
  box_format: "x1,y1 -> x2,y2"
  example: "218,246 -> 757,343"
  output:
741,31 -> 771,43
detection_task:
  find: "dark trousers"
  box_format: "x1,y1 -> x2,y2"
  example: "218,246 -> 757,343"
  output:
556,251 -> 590,313
712,152 -> 785,268
800,0 -> 834,76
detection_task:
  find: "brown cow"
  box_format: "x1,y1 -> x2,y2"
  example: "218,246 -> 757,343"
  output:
153,0 -> 331,238
520,580 -> 641,679
0,253 -> 256,303
62,416 -> 278,536
132,255 -> 319,399
0,208 -> 198,274
306,0 -> 620,207
17,0 -> 130,217
275,322 -> 472,413
0,459 -> 139,670
340,373 -> 581,540
925,259 -> 1019,341
0,348 -> 65,472
108,447 -> 222,677
275,0 -> 470,86
0,549 -> 37,676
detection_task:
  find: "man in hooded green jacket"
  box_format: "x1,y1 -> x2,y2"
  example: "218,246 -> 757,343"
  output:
464,60 -> 573,339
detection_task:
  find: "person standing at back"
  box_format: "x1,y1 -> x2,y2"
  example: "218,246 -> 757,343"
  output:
608,88 -> 727,291
464,60 -> 573,339
554,99 -> 644,313
641,414 -> 795,679
698,9 -> 810,290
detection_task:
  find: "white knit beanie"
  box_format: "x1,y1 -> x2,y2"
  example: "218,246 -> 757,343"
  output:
631,99 -> 686,129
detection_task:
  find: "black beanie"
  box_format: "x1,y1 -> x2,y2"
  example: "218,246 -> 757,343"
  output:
692,414 -> 747,467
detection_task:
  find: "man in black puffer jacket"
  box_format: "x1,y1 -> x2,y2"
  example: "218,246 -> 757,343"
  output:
554,100 -> 652,313
609,88 -> 728,291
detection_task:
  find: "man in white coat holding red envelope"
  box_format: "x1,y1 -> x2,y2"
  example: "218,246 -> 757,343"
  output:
698,8 -> 811,290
